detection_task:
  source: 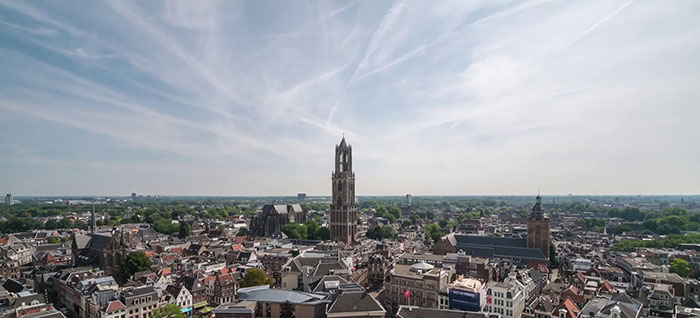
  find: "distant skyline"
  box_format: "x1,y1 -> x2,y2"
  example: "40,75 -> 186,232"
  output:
1,1 -> 699,196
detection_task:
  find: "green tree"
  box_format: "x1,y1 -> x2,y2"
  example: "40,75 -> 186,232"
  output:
671,258 -> 691,277
123,251 -> 152,277
282,222 -> 307,239
426,210 -> 436,220
366,226 -> 397,240
152,304 -> 184,318
304,220 -> 325,239
243,268 -> 273,287
388,207 -> 402,220
315,227 -> 331,240
58,217 -> 73,229
178,222 -> 192,239
549,241 -> 558,267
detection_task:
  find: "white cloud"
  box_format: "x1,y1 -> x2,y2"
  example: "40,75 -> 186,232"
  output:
0,0 -> 699,195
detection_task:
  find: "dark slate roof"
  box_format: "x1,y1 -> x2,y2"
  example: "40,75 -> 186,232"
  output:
455,235 -> 527,248
179,276 -> 205,292
311,275 -> 349,293
454,235 -> 546,260
2,279 -> 24,293
327,291 -> 385,313
312,261 -> 346,277
682,298 -> 700,308
123,286 -> 157,298
611,293 -> 643,308
73,235 -> 91,249
396,306 -> 490,318
262,205 -> 289,215
86,234 -> 113,250
22,309 -> 66,318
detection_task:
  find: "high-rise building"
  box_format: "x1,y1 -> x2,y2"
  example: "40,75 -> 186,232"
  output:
330,137 -> 357,245
131,192 -> 137,200
527,194 -> 550,259
297,193 -> 306,201
4,194 -> 11,205
406,194 -> 412,206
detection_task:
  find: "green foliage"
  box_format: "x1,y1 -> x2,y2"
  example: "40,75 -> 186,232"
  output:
425,223 -> 446,243
152,217 -> 179,235
374,206 -> 399,223
178,222 -> 192,239
576,218 -> 606,229
47,237 -> 62,244
550,241 -> 558,267
304,220 -> 320,238
281,220 -> 329,240
426,210 -> 436,220
613,233 -> 700,251
123,251 -> 152,277
608,207 -> 645,221
671,258 -> 691,277
282,223 -> 307,239
642,208 -> 695,235
366,226 -> 397,240
315,227 -> 331,240
614,224 -> 631,235
152,304 -> 184,318
243,268 -> 272,287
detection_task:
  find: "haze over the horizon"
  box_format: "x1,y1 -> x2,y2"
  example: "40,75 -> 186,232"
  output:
1,1 -> 699,196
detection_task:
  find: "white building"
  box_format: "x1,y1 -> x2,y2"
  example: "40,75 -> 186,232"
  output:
485,280 -> 526,318
573,258 -> 593,272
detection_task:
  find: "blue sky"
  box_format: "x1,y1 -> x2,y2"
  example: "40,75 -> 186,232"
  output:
1,0 -> 699,196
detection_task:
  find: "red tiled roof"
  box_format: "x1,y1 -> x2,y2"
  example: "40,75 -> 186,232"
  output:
203,276 -> 216,284
106,300 -> 126,312
555,298 -> 581,318
600,281 -> 613,293
217,273 -> 234,285
564,285 -> 580,295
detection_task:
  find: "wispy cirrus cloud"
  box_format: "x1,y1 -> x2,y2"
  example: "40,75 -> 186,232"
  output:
0,0 -> 699,196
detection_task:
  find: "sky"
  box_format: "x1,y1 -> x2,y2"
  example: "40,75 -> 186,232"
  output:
0,0 -> 699,196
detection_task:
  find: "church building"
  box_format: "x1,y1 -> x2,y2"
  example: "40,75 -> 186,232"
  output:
71,206 -> 131,282
433,195 -> 550,266
249,204 -> 306,237
330,137 -> 358,245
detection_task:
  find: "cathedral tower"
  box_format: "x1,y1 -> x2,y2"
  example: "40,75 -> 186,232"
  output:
330,137 -> 357,244
527,194 -> 550,259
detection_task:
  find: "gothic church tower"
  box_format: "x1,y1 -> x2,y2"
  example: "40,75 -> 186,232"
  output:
527,194 -> 550,259
330,137 -> 357,244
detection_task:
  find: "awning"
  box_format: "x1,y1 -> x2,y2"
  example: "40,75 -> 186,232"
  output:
193,301 -> 208,309
199,307 -> 215,314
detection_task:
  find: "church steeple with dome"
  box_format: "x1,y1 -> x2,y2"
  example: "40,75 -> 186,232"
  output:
527,193 -> 550,259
